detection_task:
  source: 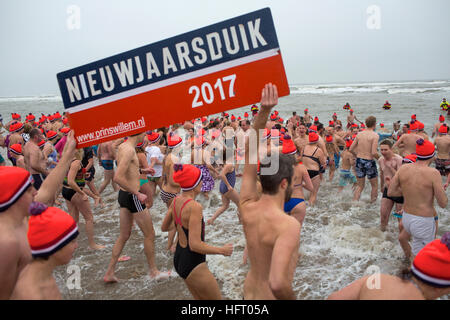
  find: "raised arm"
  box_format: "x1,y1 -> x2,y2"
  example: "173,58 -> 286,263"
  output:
240,83 -> 278,206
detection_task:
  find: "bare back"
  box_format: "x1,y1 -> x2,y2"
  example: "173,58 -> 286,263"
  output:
435,135 -> 450,159
351,130 -> 379,160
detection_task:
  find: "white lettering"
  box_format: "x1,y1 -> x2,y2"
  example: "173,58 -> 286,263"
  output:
222,26 -> 240,55
162,47 -> 178,75
65,76 -> 82,103
113,59 -> 135,87
366,5 -> 381,30
86,70 -> 101,96
247,18 -> 267,48
238,24 -> 250,51
192,37 -> 207,64
206,32 -> 223,61
134,56 -> 144,83
99,66 -> 115,92
175,42 -> 194,70
145,52 -> 161,79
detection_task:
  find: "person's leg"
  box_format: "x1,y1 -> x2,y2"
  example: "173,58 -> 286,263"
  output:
369,177 -> 378,203
72,193 -> 105,250
208,194 -> 230,225
226,189 -> 241,221
328,159 -> 336,182
66,199 -> 79,223
104,208 -> 134,282
184,263 -> 222,300
140,182 -> 152,208
353,177 -> 365,201
309,176 -> 321,206
380,198 -> 394,232
98,169 -> 114,194
133,209 -> 169,279
146,181 -> 157,208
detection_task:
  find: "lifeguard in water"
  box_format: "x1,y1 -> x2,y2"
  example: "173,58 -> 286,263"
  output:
440,98 -> 448,110
383,100 -> 391,110
343,102 -> 351,110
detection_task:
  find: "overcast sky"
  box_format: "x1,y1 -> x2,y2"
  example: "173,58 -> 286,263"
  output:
1,0 -> 449,97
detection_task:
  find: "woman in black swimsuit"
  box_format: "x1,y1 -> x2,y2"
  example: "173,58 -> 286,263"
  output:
161,164 -> 233,300
300,132 -> 326,206
62,149 -> 104,250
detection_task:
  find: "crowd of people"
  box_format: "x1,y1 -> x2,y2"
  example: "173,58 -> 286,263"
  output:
0,84 -> 449,300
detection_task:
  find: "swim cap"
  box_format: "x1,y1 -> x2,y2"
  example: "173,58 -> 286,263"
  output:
282,135 -> 297,155
173,164 -> 202,191
402,154 -> 417,163
411,232 -> 450,288
309,132 -> 319,143
415,139 -> 435,160
0,167 -> 33,212
9,121 -> 24,133
167,132 -> 183,149
147,132 -> 161,144
438,124 -> 449,134
9,144 -> 22,156
28,202 -> 78,258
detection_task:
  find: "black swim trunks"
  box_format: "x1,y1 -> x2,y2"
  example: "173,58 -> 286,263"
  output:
118,190 -> 146,213
32,174 -> 46,190
382,187 -> 404,204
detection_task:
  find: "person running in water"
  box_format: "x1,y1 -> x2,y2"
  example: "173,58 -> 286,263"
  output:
161,164 -> 233,299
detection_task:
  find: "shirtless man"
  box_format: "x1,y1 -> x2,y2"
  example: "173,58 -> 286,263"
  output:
349,116 -> 380,202
0,131 -> 76,299
434,124 -> 450,177
23,129 -> 49,190
328,232 -> 450,300
393,121 -> 423,157
332,113 -> 343,128
304,108 -> 312,127
432,115 -> 446,138
6,121 -> 25,166
97,140 -> 119,194
294,123 -> 308,154
104,133 -> 169,282
338,139 -> 357,192
240,83 -> 301,300
388,139 -> 447,259
378,140 -> 403,232
347,109 -> 360,129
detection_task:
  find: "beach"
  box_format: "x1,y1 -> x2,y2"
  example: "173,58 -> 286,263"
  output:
1,79 -> 449,299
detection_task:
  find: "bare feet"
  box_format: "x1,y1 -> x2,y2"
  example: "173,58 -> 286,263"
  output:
149,270 -> 172,281
207,218 -> 215,225
103,274 -> 119,283
118,255 -> 131,262
89,243 -> 106,250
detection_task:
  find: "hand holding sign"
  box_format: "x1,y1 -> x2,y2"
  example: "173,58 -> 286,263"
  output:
260,83 -> 278,112
57,8 -> 289,148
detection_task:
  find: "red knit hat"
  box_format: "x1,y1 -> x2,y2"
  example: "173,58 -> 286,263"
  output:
282,135 -> 297,155
416,138 -> 435,160
244,112 -> 249,118
411,232 -> 450,288
411,114 -> 417,120
53,112 -> 62,120
380,123 -> 385,127
9,144 -> 22,156
329,121 -> 335,127
48,115 -> 55,122
270,114 -> 277,121
173,164 -> 202,191
325,135 -> 333,143
314,116 -> 319,122
38,140 -> 46,149
201,116 -> 207,123
62,117 -> 69,125
60,127 -> 70,135
309,132 -> 319,143
278,118 -> 284,123
27,202 -> 78,258
9,121 -> 24,133
417,121 -> 425,130
46,130 -> 58,140
439,115 -> 445,122
409,120 -> 419,132
167,132 -> 183,149
231,115 -> 236,121
402,154 -> 417,163
438,124 -> 448,134
304,108 -> 308,112
309,125 -> 318,133
147,132 -> 161,144
237,116 -> 242,121
12,113 -> 21,120
26,113 -> 35,122
0,167 -> 33,212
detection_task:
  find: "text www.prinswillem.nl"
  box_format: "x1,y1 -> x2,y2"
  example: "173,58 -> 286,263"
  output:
76,117 -> 146,144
